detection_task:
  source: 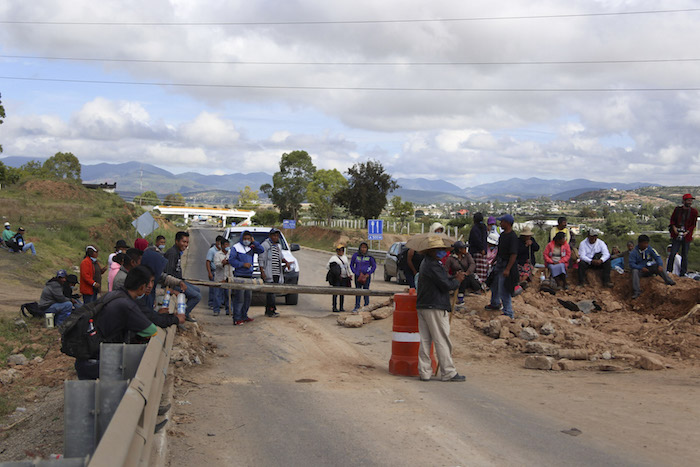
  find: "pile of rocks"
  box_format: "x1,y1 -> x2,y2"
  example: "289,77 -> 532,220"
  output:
170,324 -> 216,367
336,300 -> 393,328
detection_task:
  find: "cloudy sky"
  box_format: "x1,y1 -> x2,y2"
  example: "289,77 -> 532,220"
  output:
1,0 -> 700,186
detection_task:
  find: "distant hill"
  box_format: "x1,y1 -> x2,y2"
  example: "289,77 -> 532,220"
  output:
395,177 -> 463,194
391,188 -> 468,204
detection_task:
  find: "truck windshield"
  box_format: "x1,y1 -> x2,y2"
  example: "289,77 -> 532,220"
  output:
228,231 -> 289,250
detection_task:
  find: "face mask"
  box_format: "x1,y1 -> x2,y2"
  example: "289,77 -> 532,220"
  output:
242,240 -> 251,247
158,244 -> 165,250
436,251 -> 448,260
91,256 -> 98,262
136,293 -> 145,299
224,247 -> 230,252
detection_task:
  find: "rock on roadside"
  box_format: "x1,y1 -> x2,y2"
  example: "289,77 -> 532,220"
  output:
7,353 -> 29,366
524,356 -> 554,370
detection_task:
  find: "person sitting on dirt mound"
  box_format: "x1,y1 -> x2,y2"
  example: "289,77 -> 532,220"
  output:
544,232 -> 571,290
3,224 -> 37,255
416,235 -> 466,382
516,227 -> 539,285
550,216 -> 571,243
445,241 -> 481,303
63,274 -> 81,304
630,235 -> 676,299
38,270 -> 74,326
578,229 -> 612,288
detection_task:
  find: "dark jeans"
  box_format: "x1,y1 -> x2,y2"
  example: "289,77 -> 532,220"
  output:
667,238 -> 690,276
404,269 -> 417,289
459,274 -> 481,294
578,259 -> 612,285
75,359 -> 99,380
333,277 -> 351,311
213,287 -> 230,315
354,276 -> 371,309
266,275 -> 280,313
83,293 -> 98,304
632,267 -> 675,294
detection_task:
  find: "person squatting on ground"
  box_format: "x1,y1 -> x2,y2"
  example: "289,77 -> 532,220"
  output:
630,234 -> 676,299
350,242 -> 377,312
445,241 -> 481,303
73,266 -> 161,380
80,245 -> 107,304
39,269 -> 74,326
667,193 -> 698,277
260,228 -> 288,318
543,232 -> 571,290
327,244 -> 352,312
416,235 -> 467,382
485,215 -> 519,318
229,230 -> 264,325
213,238 -> 232,316
578,229 -> 612,288
165,231 -> 201,322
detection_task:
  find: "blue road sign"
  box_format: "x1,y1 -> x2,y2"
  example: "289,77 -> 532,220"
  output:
283,219 -> 296,229
368,219 -> 384,240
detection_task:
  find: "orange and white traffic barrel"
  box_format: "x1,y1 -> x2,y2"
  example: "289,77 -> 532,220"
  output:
389,289 -> 436,376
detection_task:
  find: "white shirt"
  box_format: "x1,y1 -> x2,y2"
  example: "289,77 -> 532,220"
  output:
213,249 -> 231,282
578,238 -> 610,264
328,255 -> 352,278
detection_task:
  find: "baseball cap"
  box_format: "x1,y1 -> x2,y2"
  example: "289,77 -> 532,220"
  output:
335,243 -> 346,250
17,227 -> 25,232
115,239 -> 128,249
498,214 -> 515,225
66,274 -> 79,284
86,245 -> 97,253
3,222 -> 9,227
487,216 -> 497,225
269,228 -> 281,235
56,269 -> 67,278
452,241 -> 467,250
588,228 -> 602,236
683,193 -> 695,201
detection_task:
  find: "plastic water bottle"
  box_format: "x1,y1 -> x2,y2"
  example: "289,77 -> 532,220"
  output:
87,319 -> 97,337
162,290 -> 171,308
540,273 -> 546,282
177,293 -> 186,315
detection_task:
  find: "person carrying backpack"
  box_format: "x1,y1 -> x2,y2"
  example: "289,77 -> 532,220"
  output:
66,265 -> 160,380
327,244 -> 352,312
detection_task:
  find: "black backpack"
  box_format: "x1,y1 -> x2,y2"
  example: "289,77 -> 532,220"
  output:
397,244 -> 410,271
59,292 -> 122,360
20,302 -> 44,319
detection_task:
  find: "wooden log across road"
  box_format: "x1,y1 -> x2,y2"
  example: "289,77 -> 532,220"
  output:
185,278 -> 399,297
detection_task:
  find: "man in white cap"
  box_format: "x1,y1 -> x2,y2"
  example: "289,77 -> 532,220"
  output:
578,229 -> 612,287
416,235 -> 466,382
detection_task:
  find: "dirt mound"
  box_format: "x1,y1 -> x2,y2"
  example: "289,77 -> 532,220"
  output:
20,179 -> 91,201
451,272 -> 700,371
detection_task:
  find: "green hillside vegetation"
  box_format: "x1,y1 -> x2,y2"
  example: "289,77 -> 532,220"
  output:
1,179 -> 172,286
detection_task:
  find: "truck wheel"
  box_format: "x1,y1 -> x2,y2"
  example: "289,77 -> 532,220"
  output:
384,270 -> 392,282
285,294 -> 299,305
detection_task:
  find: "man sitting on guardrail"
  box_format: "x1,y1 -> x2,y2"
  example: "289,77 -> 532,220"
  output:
73,266 -> 160,380
165,231 -> 202,323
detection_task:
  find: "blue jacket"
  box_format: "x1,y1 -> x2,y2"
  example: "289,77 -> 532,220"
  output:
350,253 -> 377,276
229,241 -> 264,277
629,245 -> 663,270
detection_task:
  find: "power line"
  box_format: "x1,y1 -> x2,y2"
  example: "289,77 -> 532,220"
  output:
1,75 -> 698,92
4,53 -> 700,67
1,8 -> 699,26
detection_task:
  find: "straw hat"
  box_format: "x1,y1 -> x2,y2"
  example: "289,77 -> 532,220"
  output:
423,235 -> 449,251
519,226 -> 534,236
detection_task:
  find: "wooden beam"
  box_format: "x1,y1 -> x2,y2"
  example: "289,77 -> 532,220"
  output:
184,278 -> 400,297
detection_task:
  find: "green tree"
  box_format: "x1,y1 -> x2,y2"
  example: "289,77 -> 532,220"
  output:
163,193 -> 186,206
134,190 -> 160,205
0,92 -> 4,153
260,150 -> 316,221
43,152 -> 81,181
307,169 -> 348,223
578,205 -> 597,218
238,185 -> 259,207
252,209 -> 281,226
335,160 -> 399,222
605,211 -> 639,236
19,160 -> 48,179
389,196 -> 414,224
0,160 -> 21,185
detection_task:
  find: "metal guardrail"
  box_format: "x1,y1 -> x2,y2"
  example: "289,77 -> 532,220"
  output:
0,326 -> 175,467
346,247 -> 389,264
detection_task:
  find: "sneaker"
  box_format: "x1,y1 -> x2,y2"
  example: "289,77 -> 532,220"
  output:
185,316 -> 197,323
420,377 -> 431,382
351,308 -> 360,314
484,304 -> 501,311
233,320 -> 244,326
457,295 -> 464,304
225,311 -> 230,316
445,373 -> 466,382
339,308 -> 345,312
266,312 -> 280,318
243,317 -> 254,323
332,308 -> 340,313
632,292 -> 640,300
213,312 -> 220,316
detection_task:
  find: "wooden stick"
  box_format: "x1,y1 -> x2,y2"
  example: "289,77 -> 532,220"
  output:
184,278 -> 398,297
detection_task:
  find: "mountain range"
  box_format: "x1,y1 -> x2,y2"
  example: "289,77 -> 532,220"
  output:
1,156 -> 655,203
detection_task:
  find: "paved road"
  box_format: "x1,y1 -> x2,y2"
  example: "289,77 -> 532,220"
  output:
169,228 -> 654,466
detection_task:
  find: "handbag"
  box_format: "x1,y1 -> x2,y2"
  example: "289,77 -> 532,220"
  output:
357,273 -> 369,285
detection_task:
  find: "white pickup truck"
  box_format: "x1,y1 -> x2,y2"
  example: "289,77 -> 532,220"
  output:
223,226 -> 301,305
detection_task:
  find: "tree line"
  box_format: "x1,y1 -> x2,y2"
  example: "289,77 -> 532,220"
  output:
259,150 -> 400,223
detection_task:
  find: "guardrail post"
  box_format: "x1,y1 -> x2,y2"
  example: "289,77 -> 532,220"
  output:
64,381 -> 97,458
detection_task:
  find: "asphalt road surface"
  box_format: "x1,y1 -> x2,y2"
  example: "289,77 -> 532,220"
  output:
167,228 -> 665,466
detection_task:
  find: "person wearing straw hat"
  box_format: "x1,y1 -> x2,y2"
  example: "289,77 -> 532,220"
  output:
415,235 -> 467,382
516,226 -> 539,285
